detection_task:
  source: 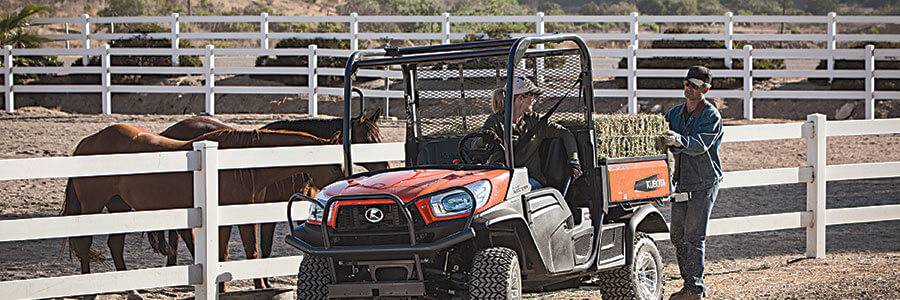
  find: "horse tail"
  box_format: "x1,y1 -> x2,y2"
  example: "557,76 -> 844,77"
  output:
61,178 -> 105,262
147,230 -> 175,257
60,178 -> 80,217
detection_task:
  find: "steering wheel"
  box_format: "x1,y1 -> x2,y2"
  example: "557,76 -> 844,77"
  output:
458,130 -> 505,165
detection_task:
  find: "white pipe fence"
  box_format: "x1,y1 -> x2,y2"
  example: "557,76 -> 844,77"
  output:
0,116 -> 898,299
3,44 -> 898,119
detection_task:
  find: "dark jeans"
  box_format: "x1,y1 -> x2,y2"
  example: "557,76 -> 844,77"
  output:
670,183 -> 719,294
528,178 -> 542,190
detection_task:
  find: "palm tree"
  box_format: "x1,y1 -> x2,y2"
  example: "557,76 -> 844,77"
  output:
1,5 -> 50,48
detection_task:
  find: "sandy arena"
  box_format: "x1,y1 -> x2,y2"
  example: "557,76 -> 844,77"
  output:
0,107 -> 897,299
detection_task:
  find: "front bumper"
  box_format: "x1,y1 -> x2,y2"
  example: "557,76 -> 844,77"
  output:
285,227 -> 475,257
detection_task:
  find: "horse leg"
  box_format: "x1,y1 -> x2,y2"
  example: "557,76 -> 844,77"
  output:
106,196 -> 145,300
218,226 -> 233,294
71,235 -> 94,274
166,230 -> 179,266
238,223 -> 265,289
258,222 -> 277,288
106,196 -> 131,272
178,229 -> 195,259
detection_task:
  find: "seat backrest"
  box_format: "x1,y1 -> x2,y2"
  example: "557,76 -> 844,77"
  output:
411,136 -> 464,165
539,137 -> 573,193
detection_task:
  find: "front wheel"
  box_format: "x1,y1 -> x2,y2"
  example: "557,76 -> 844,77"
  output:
468,247 -> 522,299
296,255 -> 333,300
593,233 -> 664,300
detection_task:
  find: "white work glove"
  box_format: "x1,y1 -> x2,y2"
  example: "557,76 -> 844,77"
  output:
665,130 -> 683,148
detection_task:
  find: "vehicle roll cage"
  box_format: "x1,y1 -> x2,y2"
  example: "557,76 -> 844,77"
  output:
341,34 -> 596,176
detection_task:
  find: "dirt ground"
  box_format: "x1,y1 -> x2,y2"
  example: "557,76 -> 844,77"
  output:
0,107 -> 898,299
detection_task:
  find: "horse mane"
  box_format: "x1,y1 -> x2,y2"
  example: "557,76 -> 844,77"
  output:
261,118 -> 343,137
357,109 -> 384,144
261,109 -> 383,144
190,128 -> 337,148
188,116 -> 232,129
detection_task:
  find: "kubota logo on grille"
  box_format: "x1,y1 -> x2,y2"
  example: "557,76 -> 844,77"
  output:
365,207 -> 384,223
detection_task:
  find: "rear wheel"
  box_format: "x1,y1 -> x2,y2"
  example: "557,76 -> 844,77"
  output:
296,255 -> 333,300
468,247 -> 522,299
594,233 -> 664,300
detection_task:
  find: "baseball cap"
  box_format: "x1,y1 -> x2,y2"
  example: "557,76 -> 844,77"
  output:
685,66 -> 712,88
509,76 -> 543,96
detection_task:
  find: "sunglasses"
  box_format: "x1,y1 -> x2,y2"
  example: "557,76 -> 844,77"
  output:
683,80 -> 704,89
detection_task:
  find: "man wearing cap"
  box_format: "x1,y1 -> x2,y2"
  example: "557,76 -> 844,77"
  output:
664,66 -> 724,300
482,76 -> 580,190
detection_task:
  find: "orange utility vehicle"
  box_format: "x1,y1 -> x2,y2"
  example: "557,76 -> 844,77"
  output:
286,35 -> 671,299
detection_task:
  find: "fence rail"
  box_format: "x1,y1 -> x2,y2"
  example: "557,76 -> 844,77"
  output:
0,115 -> 897,299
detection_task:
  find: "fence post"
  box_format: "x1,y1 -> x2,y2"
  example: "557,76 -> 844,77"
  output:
535,12 -> 545,85
3,45 -> 13,113
101,44 -> 111,115
81,14 -> 91,66
827,12 -> 837,83
384,66 -> 390,118
192,140 -> 219,300
308,44 -> 318,117
743,45 -> 753,119
260,12 -> 269,51
627,44 -> 638,114
805,113 -> 827,258
350,13 -> 359,51
171,13 -> 180,66
724,12 -> 734,69
65,23 -> 71,49
441,13 -> 451,44
630,12 -> 639,49
205,45 -> 216,116
865,44 -> 875,120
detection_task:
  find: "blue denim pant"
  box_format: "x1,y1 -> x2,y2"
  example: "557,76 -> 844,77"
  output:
670,183 -> 719,294
528,178 -> 542,190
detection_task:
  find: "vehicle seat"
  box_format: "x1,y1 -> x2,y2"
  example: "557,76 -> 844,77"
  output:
539,137 -> 574,196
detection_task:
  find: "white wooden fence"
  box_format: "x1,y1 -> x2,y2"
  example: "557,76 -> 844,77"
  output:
3,44 -> 899,119
4,13 -> 897,119
0,115 -> 898,299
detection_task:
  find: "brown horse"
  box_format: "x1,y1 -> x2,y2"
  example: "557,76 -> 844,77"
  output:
156,111 -> 389,288
62,124 -> 345,294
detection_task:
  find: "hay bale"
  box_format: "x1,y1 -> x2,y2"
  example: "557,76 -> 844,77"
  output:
592,114 -> 668,159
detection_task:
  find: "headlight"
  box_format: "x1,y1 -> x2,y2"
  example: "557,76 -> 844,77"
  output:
307,190 -> 329,223
429,180 -> 492,218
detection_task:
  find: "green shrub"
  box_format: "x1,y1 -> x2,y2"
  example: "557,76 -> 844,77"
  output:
613,27 -> 784,90
81,24 -> 200,84
809,41 -> 900,91
88,24 -> 201,68
2,5 -> 62,83
253,38 -> 350,87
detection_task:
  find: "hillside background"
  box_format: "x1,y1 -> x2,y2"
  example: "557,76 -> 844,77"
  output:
2,0 -> 897,18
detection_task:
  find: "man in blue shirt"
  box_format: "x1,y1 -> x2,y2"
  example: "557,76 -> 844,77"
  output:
664,66 -> 724,300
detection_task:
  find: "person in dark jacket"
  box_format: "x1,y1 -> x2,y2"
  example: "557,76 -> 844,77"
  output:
482,76 -> 580,190
665,66 -> 724,300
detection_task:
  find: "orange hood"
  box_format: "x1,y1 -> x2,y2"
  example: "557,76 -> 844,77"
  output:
321,168 -> 510,204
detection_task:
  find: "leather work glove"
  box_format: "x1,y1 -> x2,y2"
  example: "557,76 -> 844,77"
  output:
665,130 -> 684,148
569,159 -> 583,179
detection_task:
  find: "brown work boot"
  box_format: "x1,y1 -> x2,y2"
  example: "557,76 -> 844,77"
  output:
669,289 -> 703,300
